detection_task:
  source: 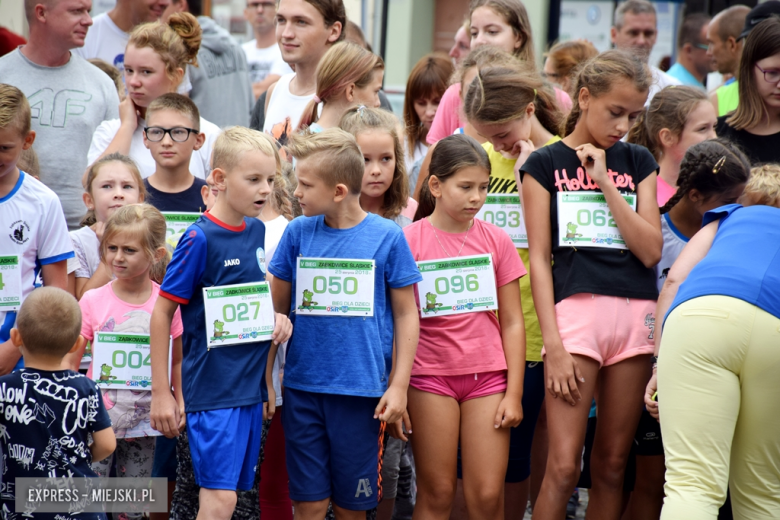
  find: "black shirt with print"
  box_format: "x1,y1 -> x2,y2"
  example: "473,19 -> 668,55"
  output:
520,140 -> 659,304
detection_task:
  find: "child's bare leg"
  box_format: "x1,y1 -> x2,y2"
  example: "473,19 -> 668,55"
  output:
196,488 -> 237,520
293,499 -> 329,520
333,503 -> 371,520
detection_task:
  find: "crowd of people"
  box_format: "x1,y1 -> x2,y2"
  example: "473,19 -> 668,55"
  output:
1,0 -> 780,519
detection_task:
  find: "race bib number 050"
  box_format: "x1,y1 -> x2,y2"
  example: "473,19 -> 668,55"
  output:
557,192 -> 637,250
416,254 -> 498,318
203,282 -> 275,346
0,255 -> 22,311
476,194 -> 527,248
295,258 -> 375,317
92,332 -> 171,390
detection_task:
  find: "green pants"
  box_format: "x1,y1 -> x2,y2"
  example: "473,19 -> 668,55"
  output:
659,295 -> 780,520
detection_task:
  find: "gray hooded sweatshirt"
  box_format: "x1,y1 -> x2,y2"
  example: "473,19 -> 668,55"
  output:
189,16 -> 253,128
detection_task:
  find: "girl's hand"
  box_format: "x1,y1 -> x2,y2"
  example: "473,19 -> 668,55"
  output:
375,384 -> 406,424
92,221 -> 105,241
118,96 -> 140,132
513,140 -> 535,170
574,144 -> 608,186
545,347 -> 585,405
388,409 -> 412,441
494,394 -> 523,428
645,371 -> 659,421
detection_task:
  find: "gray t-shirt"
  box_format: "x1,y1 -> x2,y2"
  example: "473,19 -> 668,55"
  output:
0,49 -> 120,229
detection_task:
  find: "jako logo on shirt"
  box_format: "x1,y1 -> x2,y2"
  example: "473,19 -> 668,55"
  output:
355,479 -> 373,498
224,259 -> 241,267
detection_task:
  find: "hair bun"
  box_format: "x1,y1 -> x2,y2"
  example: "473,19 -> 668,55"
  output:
168,12 -> 202,66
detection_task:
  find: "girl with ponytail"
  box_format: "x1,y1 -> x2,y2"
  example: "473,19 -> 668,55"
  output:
87,12 -> 221,179
296,42 -> 384,131
627,85 -> 717,206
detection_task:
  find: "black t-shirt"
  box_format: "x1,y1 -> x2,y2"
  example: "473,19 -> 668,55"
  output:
143,177 -> 207,213
520,140 -> 659,303
716,116 -> 780,166
0,368 -> 111,519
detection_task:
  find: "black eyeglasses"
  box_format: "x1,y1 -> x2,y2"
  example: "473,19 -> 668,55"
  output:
756,64 -> 780,84
144,126 -> 199,142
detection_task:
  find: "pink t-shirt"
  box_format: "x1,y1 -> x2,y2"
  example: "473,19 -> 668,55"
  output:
657,176 -> 676,207
80,280 -> 183,438
403,218 -> 526,376
401,197 -> 418,221
427,83 -> 574,145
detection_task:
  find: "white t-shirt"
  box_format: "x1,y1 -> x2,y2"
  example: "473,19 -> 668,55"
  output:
0,172 -> 74,344
263,214 -> 289,407
87,115 -> 221,179
242,40 -> 293,85
263,73 -> 314,142
648,66 -> 682,105
75,12 -> 192,93
68,225 -> 100,278
655,212 -> 688,292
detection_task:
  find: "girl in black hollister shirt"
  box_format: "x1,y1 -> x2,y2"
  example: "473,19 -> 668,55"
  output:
519,50 -> 662,519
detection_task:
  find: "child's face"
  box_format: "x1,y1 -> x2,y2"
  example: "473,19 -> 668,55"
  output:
86,163 -> 143,223
431,166 -> 490,223
124,45 -> 179,108
104,230 -> 154,281
414,95 -> 442,132
666,101 -> 717,162
357,131 -> 396,202
470,6 -> 523,55
294,157 -> 339,216
144,108 -> 204,169
470,109 -> 533,158
753,53 -> 780,113
201,171 -> 218,211
352,69 -> 384,109
581,79 -> 647,148
0,125 -> 34,184
215,150 -> 275,218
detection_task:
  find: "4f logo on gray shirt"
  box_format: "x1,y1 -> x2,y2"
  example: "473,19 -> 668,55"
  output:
27,88 -> 93,127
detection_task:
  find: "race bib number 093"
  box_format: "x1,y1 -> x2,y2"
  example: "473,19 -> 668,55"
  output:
475,194 -> 527,248
295,258 -> 376,317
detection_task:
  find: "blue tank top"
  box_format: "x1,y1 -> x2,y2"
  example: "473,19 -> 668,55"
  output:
666,204 -> 780,322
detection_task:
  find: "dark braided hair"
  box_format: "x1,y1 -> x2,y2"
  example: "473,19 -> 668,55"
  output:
659,138 -> 750,214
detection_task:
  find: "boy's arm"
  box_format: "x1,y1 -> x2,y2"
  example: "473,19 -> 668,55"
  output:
90,427 -> 117,462
375,285 -> 419,424
41,260 -> 68,290
76,263 -> 113,300
150,296 -> 180,438
271,277 -> 292,316
170,336 -> 185,431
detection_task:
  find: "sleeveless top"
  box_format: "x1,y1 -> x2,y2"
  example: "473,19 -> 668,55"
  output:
263,73 -> 314,145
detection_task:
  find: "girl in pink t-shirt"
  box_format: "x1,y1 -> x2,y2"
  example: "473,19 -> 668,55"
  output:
66,204 -> 184,487
627,85 -> 717,206
403,134 -> 526,519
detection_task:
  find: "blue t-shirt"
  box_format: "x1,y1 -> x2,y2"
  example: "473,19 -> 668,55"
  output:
160,212 -> 271,412
268,213 -> 422,397
0,368 -> 110,519
666,204 -> 780,322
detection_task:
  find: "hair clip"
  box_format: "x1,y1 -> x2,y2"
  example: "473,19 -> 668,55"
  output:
712,156 -> 726,174
313,95 -> 321,104
357,105 -> 366,118
533,88 -> 537,97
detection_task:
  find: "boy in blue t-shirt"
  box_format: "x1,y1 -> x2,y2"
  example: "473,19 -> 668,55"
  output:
267,128 -> 422,518
1,287 -> 115,519
0,85 -> 74,373
150,127 -> 292,518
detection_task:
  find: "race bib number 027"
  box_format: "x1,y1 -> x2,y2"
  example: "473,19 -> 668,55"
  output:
475,194 -> 527,248
416,254 -> 498,318
203,282 -> 275,346
557,192 -> 637,250
295,258 -> 376,317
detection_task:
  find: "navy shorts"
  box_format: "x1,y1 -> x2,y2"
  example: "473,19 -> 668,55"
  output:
457,361 -> 545,483
186,402 -> 265,491
151,435 -> 178,481
633,408 -> 663,456
283,387 -> 383,510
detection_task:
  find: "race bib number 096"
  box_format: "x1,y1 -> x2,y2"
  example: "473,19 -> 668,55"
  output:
475,194 -> 527,248
416,254 -> 498,318
203,282 -> 275,346
295,258 -> 375,317
557,192 -> 637,250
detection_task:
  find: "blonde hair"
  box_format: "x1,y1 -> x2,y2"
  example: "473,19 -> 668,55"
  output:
212,126 -> 281,179
340,106 -> 410,219
0,83 -> 31,136
128,12 -> 202,87
545,40 -> 599,92
82,153 -> 146,227
455,46 -> 520,90
270,163 -> 295,221
298,42 -> 384,129
17,287 -> 82,358
88,58 -> 126,100
18,147 -> 39,177
469,0 -> 535,66
744,164 -> 780,208
100,204 -> 169,278
286,128 -> 365,195
280,160 -> 302,218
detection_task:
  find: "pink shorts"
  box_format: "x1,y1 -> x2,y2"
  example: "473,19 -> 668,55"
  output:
409,370 -> 507,403
545,293 -> 656,367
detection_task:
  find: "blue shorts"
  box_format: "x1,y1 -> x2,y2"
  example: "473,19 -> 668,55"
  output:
186,402 -> 265,491
151,436 -> 178,481
283,387 -> 383,510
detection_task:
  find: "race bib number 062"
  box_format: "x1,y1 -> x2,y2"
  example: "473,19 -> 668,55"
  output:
557,192 -> 636,250
416,254 -> 498,318
295,258 -> 376,317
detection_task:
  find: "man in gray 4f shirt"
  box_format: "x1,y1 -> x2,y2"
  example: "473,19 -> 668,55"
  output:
0,0 -> 120,229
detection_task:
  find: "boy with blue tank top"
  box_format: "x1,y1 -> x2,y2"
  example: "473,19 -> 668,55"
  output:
268,128 -> 421,519
149,127 -> 293,519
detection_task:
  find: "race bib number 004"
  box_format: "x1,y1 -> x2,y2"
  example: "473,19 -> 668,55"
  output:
163,212 -> 200,248
0,255 -> 22,311
203,282 -> 275,346
416,254 -> 498,318
557,192 -> 636,250
92,332 -> 170,390
476,194 -> 527,248
295,258 -> 375,317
